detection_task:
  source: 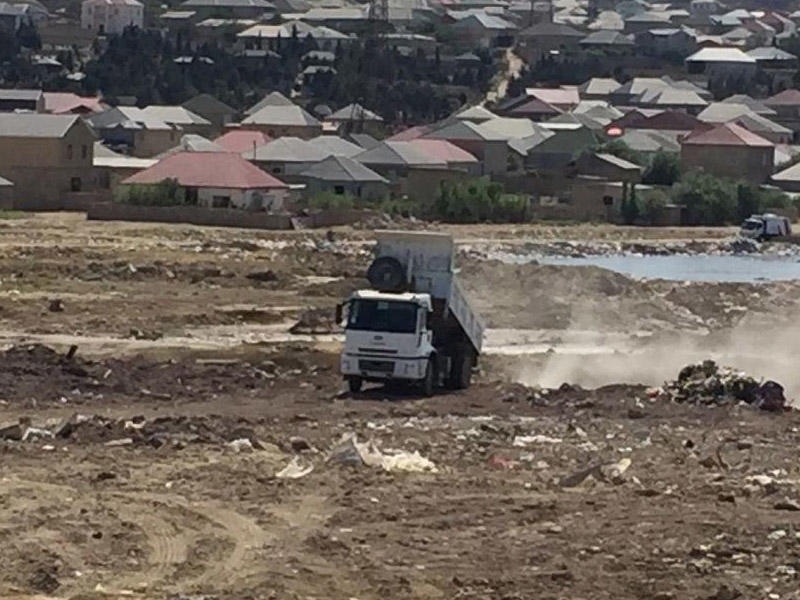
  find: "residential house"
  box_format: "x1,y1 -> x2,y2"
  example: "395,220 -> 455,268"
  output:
123,151 -> 288,210
685,46 -> 757,78
406,138 -> 481,175
93,142 -> 157,190
448,12 -> 517,49
179,0 -> 274,20
576,151 -> 643,182
635,27 -> 697,56
747,46 -> 798,69
244,90 -> 294,115
182,94 -> 238,132
424,118 -> 520,175
454,104 -> 496,123
525,87 -> 580,111
43,92 -> 105,115
615,128 -> 681,155
579,29 -> 635,49
242,136 -> 328,179
722,94 -> 777,116
515,21 -> 584,63
0,114 -> 96,208
213,129 -> 271,153
87,107 -> 181,157
236,21 -> 352,53
623,10 -> 671,34
354,140 -> 448,181
624,110 -> 712,138
636,87 -> 708,114
698,102 -> 756,122
500,96 -> 562,121
299,155 -> 389,200
733,113 -> 793,144
240,101 -> 323,138
0,175 -> 12,209
680,122 -> 774,182
764,89 -> 800,134
139,106 -> 213,137
349,133 -> 381,150
325,103 -> 384,136
81,0 -> 144,35
294,6 -> 369,34
0,89 -> 44,112
522,124 -> 598,170
578,77 -> 621,100
307,135 -> 364,158
771,161 -> 800,192
0,2 -> 32,31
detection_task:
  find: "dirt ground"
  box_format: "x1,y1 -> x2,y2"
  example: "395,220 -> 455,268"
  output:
2,214 -> 800,600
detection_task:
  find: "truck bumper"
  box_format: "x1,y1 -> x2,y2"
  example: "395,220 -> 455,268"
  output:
341,354 -> 428,382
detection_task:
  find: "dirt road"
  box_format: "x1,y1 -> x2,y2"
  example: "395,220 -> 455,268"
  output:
1,214 -> 799,600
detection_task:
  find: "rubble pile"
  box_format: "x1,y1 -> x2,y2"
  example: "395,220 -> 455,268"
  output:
662,360 -> 787,412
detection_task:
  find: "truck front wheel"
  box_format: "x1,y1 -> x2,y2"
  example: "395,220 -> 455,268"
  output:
347,376 -> 363,394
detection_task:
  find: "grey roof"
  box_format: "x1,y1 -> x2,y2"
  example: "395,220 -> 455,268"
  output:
0,175 -> 13,186
245,91 -> 295,115
0,114 -> 80,137
0,89 -> 42,102
327,103 -> 383,122
300,155 -> 388,182
349,133 -> 381,149
244,136 -> 328,162
698,102 -> 754,123
527,126 -> 597,156
242,104 -> 321,127
639,87 -> 708,107
159,134 -> 225,157
772,161 -> 800,183
425,119 -> 495,142
735,112 -> 793,136
519,21 -> 584,36
455,104 -> 496,122
594,152 -> 642,170
508,127 -> 555,154
477,117 -> 547,140
307,135 -> 364,157
452,12 -> 517,30
747,47 -> 798,62
580,30 -> 634,45
625,10 -> 669,22
575,101 -> 624,121
182,0 -> 274,7
548,111 -> 606,130
355,141 -> 447,167
722,94 -> 776,116
88,106 -> 174,131
578,77 -> 621,96
617,129 -> 680,153
141,105 -> 211,126
686,47 -> 756,63
182,93 -> 237,115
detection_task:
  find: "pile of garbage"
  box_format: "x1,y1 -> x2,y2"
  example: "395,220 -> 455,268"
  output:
661,360 -> 787,412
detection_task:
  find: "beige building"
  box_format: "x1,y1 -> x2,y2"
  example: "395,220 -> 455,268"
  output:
81,0 -> 144,35
0,114 -> 96,209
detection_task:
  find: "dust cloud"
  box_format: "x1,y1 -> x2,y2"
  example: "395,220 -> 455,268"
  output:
512,324 -> 800,399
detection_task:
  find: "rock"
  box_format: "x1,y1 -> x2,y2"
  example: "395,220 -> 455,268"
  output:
29,568 -> 59,593
560,464 -> 602,488
627,408 -> 647,419
717,492 -> 736,503
54,414 -> 77,438
698,455 -> 718,468
600,458 -> 631,485
706,585 -> 741,600
246,270 -> 278,282
735,439 -> 754,450
95,471 -> 117,482
773,498 -> 800,511
105,438 -> 134,447
228,438 -> 254,453
48,299 -> 64,313
290,436 -> 313,453
0,422 -> 23,441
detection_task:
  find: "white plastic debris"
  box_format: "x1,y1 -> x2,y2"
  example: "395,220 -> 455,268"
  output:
227,438 -> 254,453
327,434 -> 437,473
276,456 -> 314,479
512,434 -> 562,447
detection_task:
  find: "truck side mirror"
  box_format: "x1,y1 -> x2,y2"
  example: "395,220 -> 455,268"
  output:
335,303 -> 343,326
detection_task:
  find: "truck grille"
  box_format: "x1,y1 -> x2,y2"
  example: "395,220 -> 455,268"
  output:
358,359 -> 395,373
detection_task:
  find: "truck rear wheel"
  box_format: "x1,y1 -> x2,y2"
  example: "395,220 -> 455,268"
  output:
347,376 -> 363,394
448,348 -> 474,390
421,359 -> 435,397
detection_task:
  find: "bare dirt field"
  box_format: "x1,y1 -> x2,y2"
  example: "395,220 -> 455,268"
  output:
2,214 -> 800,600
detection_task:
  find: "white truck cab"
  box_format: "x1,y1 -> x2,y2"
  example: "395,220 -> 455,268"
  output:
740,213 -> 791,240
338,231 -> 483,395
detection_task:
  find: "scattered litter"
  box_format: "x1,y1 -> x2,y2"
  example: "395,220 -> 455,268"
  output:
276,456 -> 314,479
327,434 -> 437,473
512,434 -> 562,447
22,427 -> 54,442
227,438 -> 254,453
104,438 -> 134,447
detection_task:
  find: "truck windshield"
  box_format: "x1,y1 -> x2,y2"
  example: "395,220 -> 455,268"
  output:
347,299 -> 418,334
742,220 -> 761,230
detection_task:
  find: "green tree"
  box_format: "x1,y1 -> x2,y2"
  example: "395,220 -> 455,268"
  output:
671,171 -> 738,225
595,139 -> 645,166
643,151 -> 681,186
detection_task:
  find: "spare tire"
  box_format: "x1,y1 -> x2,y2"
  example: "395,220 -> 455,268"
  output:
367,256 -> 406,292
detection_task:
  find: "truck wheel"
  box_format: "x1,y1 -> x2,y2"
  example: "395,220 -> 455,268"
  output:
421,359 -> 435,397
449,349 -> 474,390
347,377 -> 363,394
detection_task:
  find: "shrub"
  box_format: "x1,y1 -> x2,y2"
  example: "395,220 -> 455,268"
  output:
116,180 -> 190,207
643,152 -> 681,186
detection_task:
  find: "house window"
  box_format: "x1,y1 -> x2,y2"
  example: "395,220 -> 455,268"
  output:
272,166 -> 282,174
70,177 -> 81,192
334,185 -> 345,195
81,145 -> 88,159
212,195 -> 231,208
67,144 -> 73,159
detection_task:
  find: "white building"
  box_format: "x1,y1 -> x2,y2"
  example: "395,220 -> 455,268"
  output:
81,0 -> 144,35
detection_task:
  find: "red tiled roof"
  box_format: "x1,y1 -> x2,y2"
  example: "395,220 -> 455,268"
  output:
407,139 -> 478,163
213,130 -> 272,153
388,125 -> 431,141
43,92 -> 105,115
123,152 -> 288,189
682,122 -> 774,147
764,89 -> 800,106
628,110 -> 712,132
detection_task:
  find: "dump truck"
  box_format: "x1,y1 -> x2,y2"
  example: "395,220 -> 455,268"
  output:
740,213 -> 792,240
337,230 -> 484,395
